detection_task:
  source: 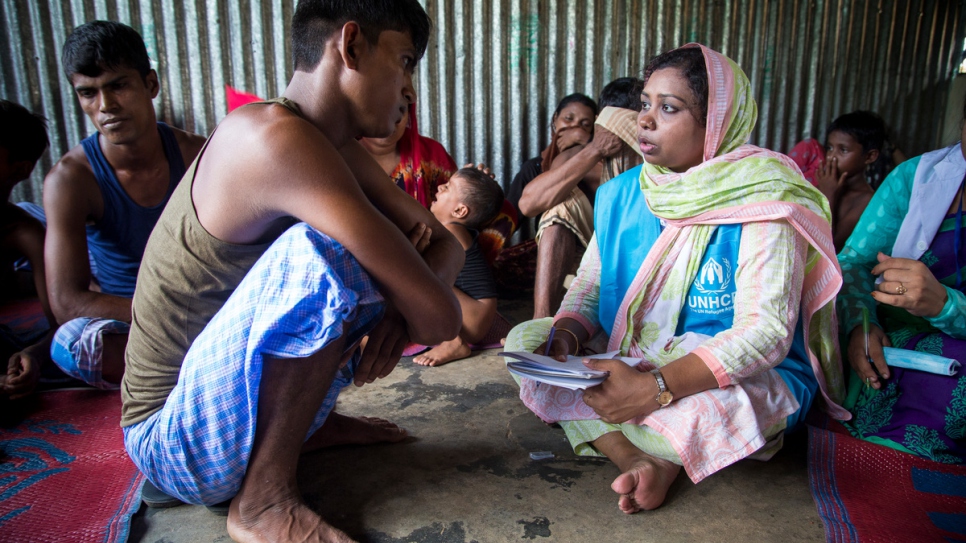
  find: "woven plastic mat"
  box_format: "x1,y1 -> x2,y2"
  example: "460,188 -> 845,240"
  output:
0,389 -> 144,542
807,417 -> 966,542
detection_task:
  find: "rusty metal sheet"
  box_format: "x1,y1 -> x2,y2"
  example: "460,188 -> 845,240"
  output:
3,0 -> 964,204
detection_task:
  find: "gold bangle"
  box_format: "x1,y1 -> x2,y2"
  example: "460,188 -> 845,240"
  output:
555,327 -> 580,355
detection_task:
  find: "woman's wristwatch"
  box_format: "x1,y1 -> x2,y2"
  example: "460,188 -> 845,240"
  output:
650,368 -> 674,408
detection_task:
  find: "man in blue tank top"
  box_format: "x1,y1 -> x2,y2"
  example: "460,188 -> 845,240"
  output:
41,22 -> 205,393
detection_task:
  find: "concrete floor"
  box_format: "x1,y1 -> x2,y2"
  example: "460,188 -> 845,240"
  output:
128,295 -> 826,543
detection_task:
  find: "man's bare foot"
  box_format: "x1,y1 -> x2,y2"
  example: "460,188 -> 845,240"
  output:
610,453 -> 681,513
413,337 -> 471,367
228,493 -> 355,543
302,411 -> 408,452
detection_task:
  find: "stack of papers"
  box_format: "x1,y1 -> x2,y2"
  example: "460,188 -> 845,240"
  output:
500,350 -> 640,390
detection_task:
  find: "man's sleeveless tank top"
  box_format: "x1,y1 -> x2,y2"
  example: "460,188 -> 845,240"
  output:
122,98 -> 300,426
81,122 -> 185,297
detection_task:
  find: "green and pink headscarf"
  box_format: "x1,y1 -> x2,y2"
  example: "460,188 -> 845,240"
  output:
614,43 -> 848,418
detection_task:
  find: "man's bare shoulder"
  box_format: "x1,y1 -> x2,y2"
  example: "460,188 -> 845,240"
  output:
169,125 -> 207,164
221,103 -> 334,149
43,144 -> 97,197
0,204 -> 44,252
207,103 -> 344,181
193,101 -> 358,234
0,202 -> 40,231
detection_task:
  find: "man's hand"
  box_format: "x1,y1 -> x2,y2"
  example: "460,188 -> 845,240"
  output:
557,125 -> 592,152
3,347 -> 42,401
590,126 -> 624,159
355,304 -> 408,386
580,358 -> 655,423
871,252 -> 948,318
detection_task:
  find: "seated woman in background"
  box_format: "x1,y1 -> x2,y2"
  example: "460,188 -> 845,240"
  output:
505,44 -> 848,512
837,93 -> 966,464
505,93 -> 598,242
518,79 -> 644,320
360,102 -> 457,208
361,103 -> 517,263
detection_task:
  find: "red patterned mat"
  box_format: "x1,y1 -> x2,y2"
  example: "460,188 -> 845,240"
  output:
0,389 -> 143,542
807,418 -> 966,543
0,298 -> 49,348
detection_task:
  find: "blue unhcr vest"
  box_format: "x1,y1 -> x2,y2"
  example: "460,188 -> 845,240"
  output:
594,165 -> 816,430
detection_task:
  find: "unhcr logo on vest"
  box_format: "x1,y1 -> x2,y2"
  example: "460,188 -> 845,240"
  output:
688,257 -> 734,315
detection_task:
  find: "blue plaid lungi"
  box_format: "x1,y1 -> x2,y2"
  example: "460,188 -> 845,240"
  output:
122,223 -> 385,505
50,317 -> 128,389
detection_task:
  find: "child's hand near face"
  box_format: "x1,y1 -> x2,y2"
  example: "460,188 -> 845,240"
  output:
815,157 -> 847,205
406,222 -> 432,254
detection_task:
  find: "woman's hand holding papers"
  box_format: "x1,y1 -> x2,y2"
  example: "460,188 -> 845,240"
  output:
534,319 -> 584,361
581,358 -> 657,423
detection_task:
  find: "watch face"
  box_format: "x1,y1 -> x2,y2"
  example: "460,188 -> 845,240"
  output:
657,391 -> 674,406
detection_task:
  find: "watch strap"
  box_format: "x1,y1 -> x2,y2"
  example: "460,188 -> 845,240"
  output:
650,368 -> 674,407
650,368 -> 666,392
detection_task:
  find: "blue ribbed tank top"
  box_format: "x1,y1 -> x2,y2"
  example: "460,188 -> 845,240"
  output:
81,122 -> 185,297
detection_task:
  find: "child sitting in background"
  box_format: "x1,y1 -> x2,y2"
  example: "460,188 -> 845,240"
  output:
414,167 -> 504,367
813,110 -> 891,251
0,99 -> 53,400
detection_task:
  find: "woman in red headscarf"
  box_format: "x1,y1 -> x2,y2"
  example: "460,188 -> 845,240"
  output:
360,103 -> 457,208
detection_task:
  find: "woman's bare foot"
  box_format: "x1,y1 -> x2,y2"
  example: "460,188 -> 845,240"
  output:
302,411 -> 408,452
228,492 -> 355,543
610,454 -> 681,513
412,337 -> 471,367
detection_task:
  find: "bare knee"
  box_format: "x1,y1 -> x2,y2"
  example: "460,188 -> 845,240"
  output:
101,332 -> 128,384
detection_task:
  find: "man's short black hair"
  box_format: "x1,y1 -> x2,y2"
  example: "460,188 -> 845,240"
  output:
452,167 -> 504,230
62,20 -> 152,80
0,99 -> 49,164
292,0 -> 432,72
598,77 -> 644,111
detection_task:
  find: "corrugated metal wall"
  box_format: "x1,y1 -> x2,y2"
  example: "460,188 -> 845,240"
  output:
3,0 -> 965,205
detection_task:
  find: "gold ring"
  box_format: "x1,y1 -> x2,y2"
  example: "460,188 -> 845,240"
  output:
896,283 -> 907,295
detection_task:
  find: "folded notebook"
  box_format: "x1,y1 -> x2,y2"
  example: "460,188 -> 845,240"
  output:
500,350 -> 640,390
882,347 -> 961,376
